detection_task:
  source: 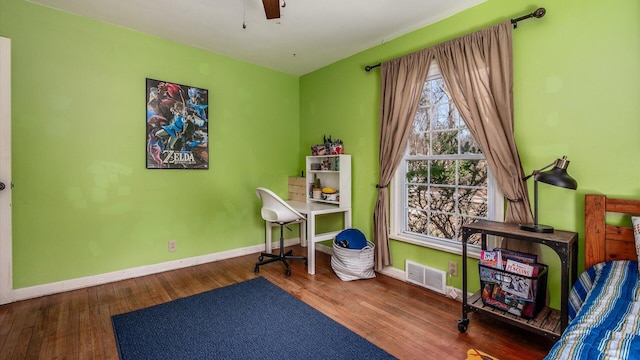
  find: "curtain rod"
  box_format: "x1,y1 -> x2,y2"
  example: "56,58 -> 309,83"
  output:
363,7 -> 546,72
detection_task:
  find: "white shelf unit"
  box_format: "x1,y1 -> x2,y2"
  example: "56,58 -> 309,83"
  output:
306,155 -> 351,208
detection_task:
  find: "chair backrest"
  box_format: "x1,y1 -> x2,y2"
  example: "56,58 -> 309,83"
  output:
255,187 -> 305,224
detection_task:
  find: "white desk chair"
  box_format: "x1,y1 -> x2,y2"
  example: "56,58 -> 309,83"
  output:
254,187 -> 308,276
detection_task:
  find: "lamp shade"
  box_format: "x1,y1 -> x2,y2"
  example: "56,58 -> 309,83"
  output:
535,157 -> 577,190
519,156 -> 577,233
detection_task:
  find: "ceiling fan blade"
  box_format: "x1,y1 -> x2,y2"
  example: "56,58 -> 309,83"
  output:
262,0 -> 280,19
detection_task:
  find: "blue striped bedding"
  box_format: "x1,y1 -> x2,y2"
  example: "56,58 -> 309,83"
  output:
545,260 -> 640,359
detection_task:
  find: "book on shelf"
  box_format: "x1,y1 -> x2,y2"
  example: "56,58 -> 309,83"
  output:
479,250 -> 502,269
499,271 -> 531,299
491,283 -> 528,310
481,283 -> 523,317
505,259 -> 534,277
480,248 -> 538,269
480,260 -> 538,300
496,248 -> 537,264
479,266 -> 500,283
479,264 -> 534,300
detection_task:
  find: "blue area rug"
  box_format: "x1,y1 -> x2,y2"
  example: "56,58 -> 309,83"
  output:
112,277 -> 395,359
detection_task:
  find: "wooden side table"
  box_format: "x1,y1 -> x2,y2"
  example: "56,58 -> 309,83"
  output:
457,220 -> 578,340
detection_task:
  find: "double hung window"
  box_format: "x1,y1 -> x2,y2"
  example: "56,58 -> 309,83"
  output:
390,61 -> 502,251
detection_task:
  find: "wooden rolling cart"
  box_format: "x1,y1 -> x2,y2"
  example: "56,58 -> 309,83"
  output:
457,220 -> 578,341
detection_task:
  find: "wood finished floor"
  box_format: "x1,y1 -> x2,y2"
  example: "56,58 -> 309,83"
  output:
0,246 -> 555,359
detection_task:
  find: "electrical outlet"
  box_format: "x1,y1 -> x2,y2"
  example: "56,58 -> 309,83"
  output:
448,261 -> 458,277
168,240 -> 177,252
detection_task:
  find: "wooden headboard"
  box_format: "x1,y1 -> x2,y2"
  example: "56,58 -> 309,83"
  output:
585,194 -> 640,269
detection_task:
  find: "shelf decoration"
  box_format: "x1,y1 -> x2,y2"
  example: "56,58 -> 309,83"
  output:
311,135 -> 343,156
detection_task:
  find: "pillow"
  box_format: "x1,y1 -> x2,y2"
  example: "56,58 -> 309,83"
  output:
633,216 -> 640,269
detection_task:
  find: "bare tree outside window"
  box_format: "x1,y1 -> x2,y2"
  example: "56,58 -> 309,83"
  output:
401,76 -> 487,245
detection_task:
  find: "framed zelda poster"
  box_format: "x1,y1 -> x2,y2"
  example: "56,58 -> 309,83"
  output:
146,78 -> 209,169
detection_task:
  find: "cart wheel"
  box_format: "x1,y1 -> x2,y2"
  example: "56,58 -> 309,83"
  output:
457,318 -> 469,333
285,269 -> 291,276
254,265 -> 260,273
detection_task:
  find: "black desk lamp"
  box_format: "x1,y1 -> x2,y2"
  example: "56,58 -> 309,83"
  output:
519,156 -> 578,233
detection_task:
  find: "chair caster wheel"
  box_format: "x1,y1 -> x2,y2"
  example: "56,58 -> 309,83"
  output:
258,256 -> 264,261
254,266 -> 260,274
285,269 -> 291,276
457,319 -> 469,333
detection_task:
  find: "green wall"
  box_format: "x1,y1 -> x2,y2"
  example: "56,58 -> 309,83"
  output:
300,0 -> 640,308
0,0 -> 300,288
1,0 -> 639,310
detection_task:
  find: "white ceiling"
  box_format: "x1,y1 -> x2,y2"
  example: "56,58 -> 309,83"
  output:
27,0 -> 486,76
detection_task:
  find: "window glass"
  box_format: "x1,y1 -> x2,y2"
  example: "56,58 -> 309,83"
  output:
391,62 -> 501,249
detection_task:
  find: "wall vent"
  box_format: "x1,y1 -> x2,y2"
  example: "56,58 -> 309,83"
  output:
405,260 -> 447,294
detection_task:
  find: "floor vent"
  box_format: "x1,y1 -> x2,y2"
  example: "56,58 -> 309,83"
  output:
405,260 -> 447,294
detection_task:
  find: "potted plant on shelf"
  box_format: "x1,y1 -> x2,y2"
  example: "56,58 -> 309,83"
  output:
313,175 -> 322,199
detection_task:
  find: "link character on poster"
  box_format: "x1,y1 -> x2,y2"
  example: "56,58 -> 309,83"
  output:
146,78 -> 209,169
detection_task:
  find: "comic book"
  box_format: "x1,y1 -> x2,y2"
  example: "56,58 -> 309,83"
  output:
479,250 -> 502,269
492,284 -> 528,311
480,255 -> 546,318
481,260 -> 540,300
505,259 -> 534,277
481,283 -> 523,316
499,270 -> 531,299
479,265 -> 500,283
496,248 -> 537,264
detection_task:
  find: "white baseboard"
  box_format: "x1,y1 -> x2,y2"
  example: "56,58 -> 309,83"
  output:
12,237 -> 304,302
12,240 -> 435,303
377,264 -> 405,280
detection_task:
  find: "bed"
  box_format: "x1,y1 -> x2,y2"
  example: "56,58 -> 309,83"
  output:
545,194 -> 640,359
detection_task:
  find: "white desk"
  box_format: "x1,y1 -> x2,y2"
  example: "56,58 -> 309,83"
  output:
263,200 -> 351,275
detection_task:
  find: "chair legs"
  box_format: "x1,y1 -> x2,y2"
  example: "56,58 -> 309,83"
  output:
254,223 -> 307,276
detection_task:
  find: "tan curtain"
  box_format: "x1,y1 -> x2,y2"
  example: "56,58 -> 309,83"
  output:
373,50 -> 434,270
374,20 -> 536,269
434,21 -> 533,227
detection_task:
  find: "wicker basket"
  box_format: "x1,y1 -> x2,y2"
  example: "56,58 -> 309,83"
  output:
331,240 -> 376,281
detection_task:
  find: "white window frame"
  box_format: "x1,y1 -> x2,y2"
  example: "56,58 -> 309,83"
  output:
389,61 -> 503,257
